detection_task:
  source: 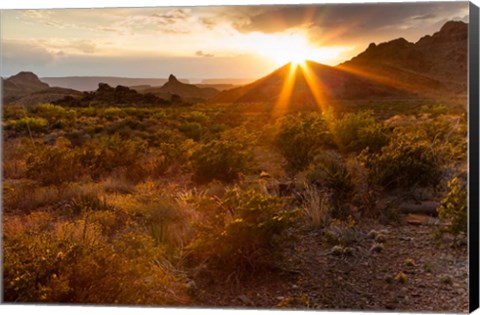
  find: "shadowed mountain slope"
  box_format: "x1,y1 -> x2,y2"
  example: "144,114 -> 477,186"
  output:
213,20 -> 467,106
338,21 -> 467,96
212,60 -> 414,108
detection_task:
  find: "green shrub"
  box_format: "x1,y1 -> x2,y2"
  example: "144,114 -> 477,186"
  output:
274,113 -> 332,172
69,193 -> 114,215
332,111 -> 388,152
184,111 -> 209,123
103,107 -> 125,121
3,214 -> 188,304
31,104 -> 76,126
418,104 -> 449,117
191,140 -> 252,184
10,117 -> 48,134
436,177 -> 467,239
79,134 -> 147,179
178,122 -> 204,141
306,151 -> 354,219
189,188 -> 299,273
26,144 -> 81,185
359,131 -> 442,190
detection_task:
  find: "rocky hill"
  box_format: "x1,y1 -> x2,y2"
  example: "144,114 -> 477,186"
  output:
53,83 -> 171,107
2,72 -> 82,105
138,74 -> 220,101
212,61 -> 414,108
338,21 -> 467,97
213,20 -> 467,106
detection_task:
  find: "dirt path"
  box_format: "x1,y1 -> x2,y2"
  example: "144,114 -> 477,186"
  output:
192,218 -> 468,312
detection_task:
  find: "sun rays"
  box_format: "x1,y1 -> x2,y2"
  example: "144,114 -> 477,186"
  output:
272,61 -> 329,117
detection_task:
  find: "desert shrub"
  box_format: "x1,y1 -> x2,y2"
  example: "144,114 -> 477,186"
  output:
68,193 -> 114,215
332,111 -> 388,152
436,177 -> 467,239
3,105 -> 28,120
418,116 -> 467,162
178,122 -> 204,141
359,131 -> 442,190
190,139 -> 252,184
2,139 -> 29,179
189,188 -> 299,273
103,176 -> 135,194
300,184 -> 331,227
274,113 -> 332,172
10,117 -> 48,134
3,181 -> 106,214
3,214 -> 188,304
79,134 -> 147,179
306,151 -> 355,219
418,104 -> 449,117
26,144 -> 82,185
30,103 -> 76,126
139,198 -> 195,248
184,111 -> 209,123
103,107 -> 125,121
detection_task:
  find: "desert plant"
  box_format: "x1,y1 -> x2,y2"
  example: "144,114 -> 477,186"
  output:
300,184 -> 331,227
3,215 -> 188,304
189,188 -> 299,274
178,122 -> 204,141
30,103 -> 76,127
395,271 -> 408,283
306,151 -> 354,219
332,111 -> 389,152
190,139 -> 252,184
436,177 -> 467,239
359,130 -> 442,190
10,117 -> 48,134
274,113 -> 332,172
26,144 -> 82,185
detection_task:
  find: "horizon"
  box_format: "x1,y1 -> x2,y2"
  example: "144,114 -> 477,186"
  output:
0,2 -> 469,79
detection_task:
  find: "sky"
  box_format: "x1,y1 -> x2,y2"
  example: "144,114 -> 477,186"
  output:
0,1 -> 470,79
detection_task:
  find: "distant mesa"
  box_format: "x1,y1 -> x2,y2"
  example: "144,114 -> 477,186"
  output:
6,71 -> 49,92
53,82 -> 172,107
2,71 -> 82,105
134,73 -> 220,101
40,76 -> 181,92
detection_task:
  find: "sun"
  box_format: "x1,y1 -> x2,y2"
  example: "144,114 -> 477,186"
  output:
248,32 -> 350,67
257,33 -> 318,65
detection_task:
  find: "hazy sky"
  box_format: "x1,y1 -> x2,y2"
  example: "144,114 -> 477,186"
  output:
0,2 -> 469,79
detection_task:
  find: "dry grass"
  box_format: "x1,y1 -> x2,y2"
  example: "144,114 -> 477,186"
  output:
301,183 -> 331,227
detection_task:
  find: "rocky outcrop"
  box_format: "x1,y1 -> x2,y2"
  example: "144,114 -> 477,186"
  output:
140,74 -> 220,101
53,83 -> 170,107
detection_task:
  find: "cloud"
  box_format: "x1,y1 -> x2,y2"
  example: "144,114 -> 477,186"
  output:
229,2 -> 469,35
195,50 -> 214,58
2,40 -> 55,66
1,40 -> 57,75
150,8 -> 190,25
35,39 -> 98,54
